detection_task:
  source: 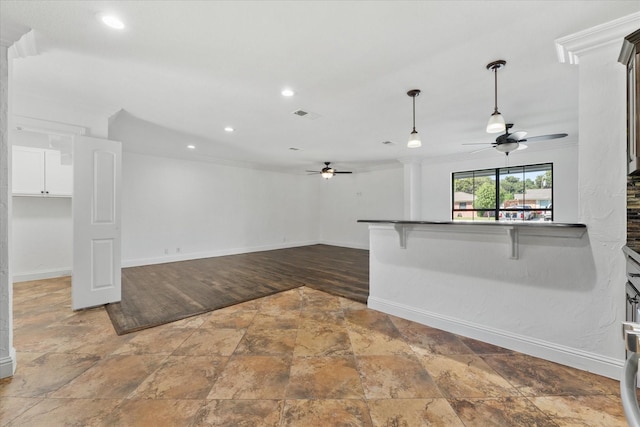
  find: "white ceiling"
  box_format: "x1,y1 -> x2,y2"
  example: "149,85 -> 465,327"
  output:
1,1 -> 638,173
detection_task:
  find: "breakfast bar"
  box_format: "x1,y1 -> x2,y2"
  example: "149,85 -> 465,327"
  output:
355,220 -> 619,378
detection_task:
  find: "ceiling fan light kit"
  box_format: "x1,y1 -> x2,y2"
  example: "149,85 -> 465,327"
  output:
407,89 -> 422,148
306,162 -> 353,180
486,60 -> 506,134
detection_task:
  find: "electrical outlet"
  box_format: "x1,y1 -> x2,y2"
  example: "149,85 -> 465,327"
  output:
164,248 -> 169,255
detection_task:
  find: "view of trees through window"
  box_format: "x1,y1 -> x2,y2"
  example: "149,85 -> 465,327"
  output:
452,163 -> 553,221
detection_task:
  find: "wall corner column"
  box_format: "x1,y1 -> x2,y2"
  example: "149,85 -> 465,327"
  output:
399,158 -> 422,220
555,11 -> 640,365
0,23 -> 32,379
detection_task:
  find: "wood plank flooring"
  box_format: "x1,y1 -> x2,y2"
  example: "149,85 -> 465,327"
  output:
106,244 -> 368,334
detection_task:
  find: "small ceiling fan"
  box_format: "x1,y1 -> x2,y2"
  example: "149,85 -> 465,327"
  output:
306,162 -> 353,179
463,123 -> 568,156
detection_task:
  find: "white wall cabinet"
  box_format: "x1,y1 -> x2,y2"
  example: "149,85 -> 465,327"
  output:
12,146 -> 72,197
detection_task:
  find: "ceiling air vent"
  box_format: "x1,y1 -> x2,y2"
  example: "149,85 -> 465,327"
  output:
292,109 -> 321,120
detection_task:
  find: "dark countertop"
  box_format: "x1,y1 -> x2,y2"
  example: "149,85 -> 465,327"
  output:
357,219 -> 586,228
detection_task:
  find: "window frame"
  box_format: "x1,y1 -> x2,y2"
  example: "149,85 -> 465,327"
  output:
451,162 -> 553,222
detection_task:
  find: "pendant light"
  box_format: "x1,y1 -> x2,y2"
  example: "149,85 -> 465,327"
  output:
407,89 -> 421,148
486,60 -> 506,134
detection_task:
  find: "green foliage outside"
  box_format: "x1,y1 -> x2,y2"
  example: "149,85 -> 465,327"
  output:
454,167 -> 552,212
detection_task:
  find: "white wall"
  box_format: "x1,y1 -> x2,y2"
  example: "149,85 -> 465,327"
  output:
318,165 -> 404,249
120,151 -> 321,266
11,197 -> 72,280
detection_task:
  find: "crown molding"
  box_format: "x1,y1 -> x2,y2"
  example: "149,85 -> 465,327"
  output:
555,12 -> 640,65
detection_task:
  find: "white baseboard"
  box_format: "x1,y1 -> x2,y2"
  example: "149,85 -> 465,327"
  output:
318,239 -> 369,250
12,269 -> 72,283
368,296 -> 624,381
122,240 -> 324,268
0,347 -> 16,379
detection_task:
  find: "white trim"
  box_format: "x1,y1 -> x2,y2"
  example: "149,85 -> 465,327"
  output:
14,116 -> 87,137
0,347 -> 16,379
318,239 -> 369,251
122,240 -> 321,268
368,296 -> 624,381
555,12 -> 640,64
12,269 -> 72,283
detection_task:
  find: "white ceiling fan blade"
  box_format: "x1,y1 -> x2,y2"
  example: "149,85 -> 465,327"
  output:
470,146 -> 495,154
516,143 -> 528,151
509,131 -> 527,141
524,133 -> 568,142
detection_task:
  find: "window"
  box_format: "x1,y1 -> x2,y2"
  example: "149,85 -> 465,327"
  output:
452,163 -> 553,221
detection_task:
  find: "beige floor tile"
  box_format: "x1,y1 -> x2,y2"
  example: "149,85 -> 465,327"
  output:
483,353 -> 621,397
449,397 -> 558,427
194,399 -> 283,427
249,311 -> 300,331
356,355 -> 441,399
200,306 -> 258,329
172,328 -> 245,356
235,328 -> 297,355
301,289 -> 343,311
259,289 -> 303,313
0,353 -> 100,398
50,354 -> 166,399
101,399 -> 205,426
281,399 -> 372,427
368,398 -> 465,427
207,355 -> 290,399
129,355 -> 227,399
287,356 -> 364,399
419,354 -> 520,399
8,276 -> 627,426
299,308 -> 346,324
5,398 -> 122,427
530,394 -> 627,426
111,325 -> 193,355
339,297 -> 367,311
0,397 -> 43,426
457,336 -> 514,354
399,326 -> 474,356
294,321 -> 352,357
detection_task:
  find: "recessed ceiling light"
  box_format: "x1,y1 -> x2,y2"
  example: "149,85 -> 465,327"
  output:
281,88 -> 295,97
224,127 -> 234,132
187,145 -> 195,149
98,13 -> 125,30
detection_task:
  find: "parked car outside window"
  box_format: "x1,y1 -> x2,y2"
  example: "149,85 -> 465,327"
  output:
499,205 -> 534,220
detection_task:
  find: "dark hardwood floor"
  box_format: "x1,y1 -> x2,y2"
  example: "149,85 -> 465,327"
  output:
106,244 -> 369,334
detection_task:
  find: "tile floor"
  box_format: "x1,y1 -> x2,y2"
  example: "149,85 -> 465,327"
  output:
1,277 -> 628,426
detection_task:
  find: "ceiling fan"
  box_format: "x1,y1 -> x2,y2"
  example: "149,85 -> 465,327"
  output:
464,123 -> 568,156
306,162 -> 353,179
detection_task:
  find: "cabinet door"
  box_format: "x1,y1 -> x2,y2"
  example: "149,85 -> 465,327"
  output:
12,146 -> 45,195
45,150 -> 73,196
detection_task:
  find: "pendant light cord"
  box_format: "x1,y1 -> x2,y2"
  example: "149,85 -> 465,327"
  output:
412,95 -> 417,132
493,67 -> 499,114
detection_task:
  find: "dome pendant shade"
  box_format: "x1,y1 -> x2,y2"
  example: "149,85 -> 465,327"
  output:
486,60 -> 506,134
408,130 -> 421,148
486,111 -> 506,133
407,89 -> 422,148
